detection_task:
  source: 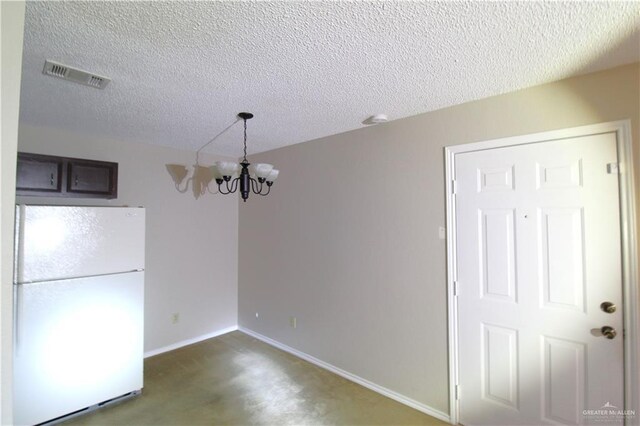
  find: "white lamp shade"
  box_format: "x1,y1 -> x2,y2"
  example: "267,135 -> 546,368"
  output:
216,161 -> 239,177
253,163 -> 274,179
266,169 -> 279,182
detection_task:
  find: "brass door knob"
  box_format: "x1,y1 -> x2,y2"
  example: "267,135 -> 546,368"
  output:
601,302 -> 617,313
601,326 -> 617,339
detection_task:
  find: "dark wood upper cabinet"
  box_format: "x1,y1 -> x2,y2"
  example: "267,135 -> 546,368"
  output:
17,153 -> 118,199
16,153 -> 64,194
67,158 -> 118,196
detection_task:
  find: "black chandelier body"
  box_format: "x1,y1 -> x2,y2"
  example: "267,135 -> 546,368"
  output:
213,112 -> 278,202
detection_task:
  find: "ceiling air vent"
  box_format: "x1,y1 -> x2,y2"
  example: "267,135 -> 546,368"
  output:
42,60 -> 111,90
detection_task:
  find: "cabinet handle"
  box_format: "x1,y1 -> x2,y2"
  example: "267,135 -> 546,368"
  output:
75,175 -> 79,186
50,173 -> 54,186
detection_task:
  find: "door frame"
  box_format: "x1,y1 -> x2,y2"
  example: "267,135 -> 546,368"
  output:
444,120 -> 638,425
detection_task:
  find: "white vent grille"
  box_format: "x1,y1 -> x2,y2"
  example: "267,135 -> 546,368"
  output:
88,75 -> 105,88
42,60 -> 111,89
47,63 -> 68,78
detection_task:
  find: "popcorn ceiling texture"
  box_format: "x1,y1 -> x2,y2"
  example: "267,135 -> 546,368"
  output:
19,1 -> 640,157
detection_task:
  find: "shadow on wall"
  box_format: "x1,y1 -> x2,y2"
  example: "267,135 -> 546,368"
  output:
166,163 -> 217,199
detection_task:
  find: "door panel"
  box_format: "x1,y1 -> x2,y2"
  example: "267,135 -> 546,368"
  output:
542,336 -> 586,424
539,208 -> 585,311
456,132 -> 623,425
482,323 -> 519,408
479,208 -> 517,302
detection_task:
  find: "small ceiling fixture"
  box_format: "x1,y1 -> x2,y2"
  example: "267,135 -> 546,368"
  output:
166,112 -> 279,202
362,114 -> 388,125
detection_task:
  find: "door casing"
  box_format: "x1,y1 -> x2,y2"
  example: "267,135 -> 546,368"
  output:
444,120 -> 638,425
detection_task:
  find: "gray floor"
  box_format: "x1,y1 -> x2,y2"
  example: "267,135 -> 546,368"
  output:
62,331 -> 448,425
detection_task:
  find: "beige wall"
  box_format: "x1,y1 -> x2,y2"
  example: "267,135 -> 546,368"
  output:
18,125 -> 239,353
0,1 -> 25,423
238,63 -> 640,414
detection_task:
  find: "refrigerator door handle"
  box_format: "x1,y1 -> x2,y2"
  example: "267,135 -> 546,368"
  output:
13,205 -> 23,285
13,205 -> 24,348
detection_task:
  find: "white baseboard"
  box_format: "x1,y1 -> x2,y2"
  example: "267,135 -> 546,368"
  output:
144,325 -> 238,358
239,326 -> 451,424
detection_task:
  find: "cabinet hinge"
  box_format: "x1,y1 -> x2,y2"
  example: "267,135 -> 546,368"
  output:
607,163 -> 620,174
455,384 -> 460,400
452,180 -> 458,194
453,281 -> 459,297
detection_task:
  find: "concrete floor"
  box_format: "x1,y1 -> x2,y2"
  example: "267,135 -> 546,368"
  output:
62,331 -> 449,425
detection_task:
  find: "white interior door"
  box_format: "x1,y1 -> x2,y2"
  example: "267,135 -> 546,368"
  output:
455,132 -> 624,425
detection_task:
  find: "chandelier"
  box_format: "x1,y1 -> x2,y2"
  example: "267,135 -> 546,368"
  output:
213,112 -> 279,202
165,112 -> 279,201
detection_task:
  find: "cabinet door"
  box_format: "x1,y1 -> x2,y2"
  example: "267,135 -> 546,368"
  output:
67,159 -> 118,198
16,153 -> 63,194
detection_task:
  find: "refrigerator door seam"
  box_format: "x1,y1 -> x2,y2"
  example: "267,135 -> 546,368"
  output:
16,269 -> 145,285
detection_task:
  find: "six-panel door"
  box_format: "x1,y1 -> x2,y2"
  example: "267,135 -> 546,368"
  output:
455,133 -> 624,425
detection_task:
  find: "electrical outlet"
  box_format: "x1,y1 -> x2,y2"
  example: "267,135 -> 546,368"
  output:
289,316 -> 297,328
255,312 -> 259,318
171,313 -> 180,324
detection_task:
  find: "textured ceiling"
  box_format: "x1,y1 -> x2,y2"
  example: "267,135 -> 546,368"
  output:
19,1 -> 640,158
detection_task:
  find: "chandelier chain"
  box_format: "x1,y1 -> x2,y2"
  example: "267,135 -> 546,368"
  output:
243,118 -> 248,162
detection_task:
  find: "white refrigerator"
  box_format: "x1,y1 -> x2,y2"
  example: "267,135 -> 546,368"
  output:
13,205 -> 145,426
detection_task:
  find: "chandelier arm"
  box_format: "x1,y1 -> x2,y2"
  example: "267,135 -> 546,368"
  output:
250,177 -> 261,194
217,181 -> 232,195
257,185 -> 271,196
205,182 -> 219,195
228,177 -> 240,193
216,178 -> 237,195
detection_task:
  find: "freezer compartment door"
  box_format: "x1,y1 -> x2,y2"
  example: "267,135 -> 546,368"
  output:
14,272 -> 144,426
16,205 -> 145,283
